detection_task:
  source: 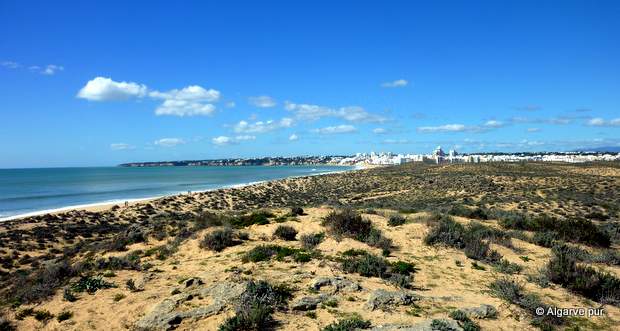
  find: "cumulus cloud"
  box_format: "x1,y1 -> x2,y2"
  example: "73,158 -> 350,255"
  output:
312,124 -> 357,135
373,128 -> 387,134
587,117 -> 620,127
212,135 -> 256,146
417,124 -> 467,133
289,133 -> 299,141
77,77 -> 148,101
41,64 -> 64,75
284,101 -> 386,123
110,143 -> 134,150
154,138 -> 185,147
249,95 -> 277,108
381,79 -> 408,88
77,77 -> 221,117
233,118 -> 294,134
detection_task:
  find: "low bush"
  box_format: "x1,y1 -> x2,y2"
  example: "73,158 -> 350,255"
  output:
56,311 -> 73,322
322,315 -> 371,331
340,251 -> 416,288
273,225 -> 298,241
33,310 -> 53,322
242,245 -> 313,263
449,309 -> 480,331
193,212 -> 226,230
229,211 -> 274,228
387,214 -> 406,226
448,205 -> 488,220
489,277 -> 562,328
63,287 -> 77,302
322,208 -> 393,254
300,232 -> 325,249
546,244 -> 620,306
497,212 -> 610,248
0,311 -> 15,331
494,259 -> 523,275
290,207 -> 305,216
200,228 -> 235,252
219,280 -> 292,331
71,276 -> 115,294
531,231 -> 559,248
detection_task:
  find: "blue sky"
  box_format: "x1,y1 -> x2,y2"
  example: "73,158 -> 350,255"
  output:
1,0 -> 619,168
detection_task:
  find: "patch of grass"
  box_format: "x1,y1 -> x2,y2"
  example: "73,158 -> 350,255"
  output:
290,207 -> 305,216
494,259 -> 523,275
531,231 -> 559,248
322,315 -> 371,331
471,262 -> 486,270
305,311 -> 317,319
229,211 -> 275,228
56,311 -> 73,322
300,232 -> 325,249
218,280 -> 292,331
0,311 -> 15,331
322,298 -> 338,308
63,287 -> 78,302
448,204 -> 488,220
449,310 -> 480,331
273,225 -> 298,241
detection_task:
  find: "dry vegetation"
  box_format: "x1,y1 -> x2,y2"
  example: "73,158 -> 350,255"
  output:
0,162 -> 619,330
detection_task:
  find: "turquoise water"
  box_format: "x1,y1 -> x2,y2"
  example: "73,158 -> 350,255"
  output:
0,165 -> 352,220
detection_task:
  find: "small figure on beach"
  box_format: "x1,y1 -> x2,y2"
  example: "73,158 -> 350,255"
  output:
124,201 -> 128,207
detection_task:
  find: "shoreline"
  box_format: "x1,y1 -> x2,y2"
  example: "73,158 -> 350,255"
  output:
0,165 -> 365,223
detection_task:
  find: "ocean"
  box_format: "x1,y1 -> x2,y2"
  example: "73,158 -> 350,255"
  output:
0,165 -> 353,220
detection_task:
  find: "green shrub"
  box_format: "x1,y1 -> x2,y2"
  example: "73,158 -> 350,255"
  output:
448,205 -> 488,220
340,252 -> 415,288
322,208 -> 393,254
423,215 -> 466,248
33,310 -> 53,322
449,310 -> 480,331
387,214 -> 406,226
274,225 -> 298,241
63,287 -> 77,302
229,211 -> 274,228
57,311 -> 73,322
322,315 -> 371,331
494,259 -> 523,275
200,228 -> 236,252
290,207 -> 305,216
71,276 -> 115,294
219,280 -> 292,331
242,245 -> 312,263
300,232 -> 325,249
0,311 -> 15,331
546,244 -> 620,305
531,231 -> 559,248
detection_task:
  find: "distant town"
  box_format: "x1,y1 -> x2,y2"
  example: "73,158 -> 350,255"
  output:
119,147 -> 620,168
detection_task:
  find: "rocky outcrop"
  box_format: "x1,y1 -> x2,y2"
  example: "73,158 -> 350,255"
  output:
134,280 -> 245,331
461,304 -> 497,319
365,289 -> 420,311
310,276 -> 361,293
370,319 -> 463,331
291,294 -> 332,311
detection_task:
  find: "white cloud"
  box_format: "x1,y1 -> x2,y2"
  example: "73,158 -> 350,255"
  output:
212,135 -> 255,146
149,85 -> 220,102
77,77 -> 148,101
233,118 -> 294,134
154,138 -> 185,147
382,139 -> 410,144
110,143 -> 134,150
373,128 -> 387,134
483,120 -> 504,128
285,101 -> 386,123
289,133 -> 299,141
381,79 -> 408,88
587,117 -> 620,127
78,77 -> 221,117
41,64 -> 64,75
527,128 -> 541,132
225,101 -> 236,108
212,136 -> 234,146
515,105 -> 541,111
1,61 -> 20,69
249,95 -> 277,108
155,99 -> 216,117
312,124 -> 357,135
417,124 -> 467,133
